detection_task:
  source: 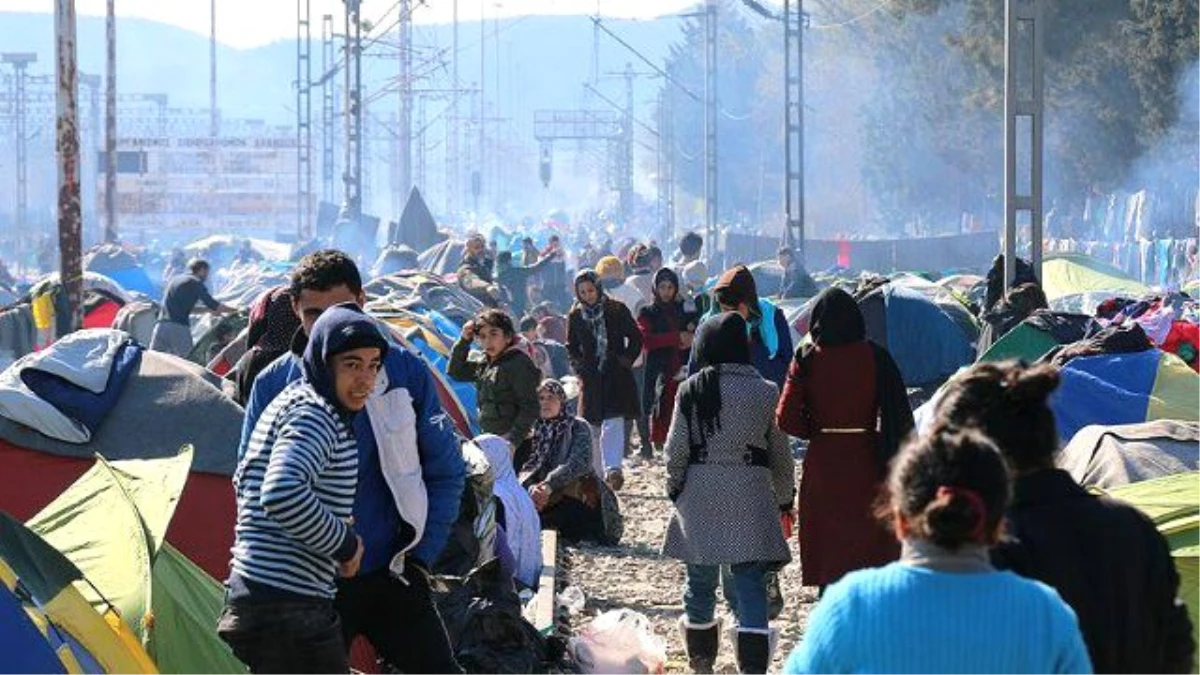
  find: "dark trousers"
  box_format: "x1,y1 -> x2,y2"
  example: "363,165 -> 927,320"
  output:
335,565 -> 463,674
540,496 -> 605,543
218,596 -> 348,674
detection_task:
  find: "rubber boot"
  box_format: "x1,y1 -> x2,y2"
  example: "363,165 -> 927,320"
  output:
735,630 -> 771,674
679,617 -> 719,674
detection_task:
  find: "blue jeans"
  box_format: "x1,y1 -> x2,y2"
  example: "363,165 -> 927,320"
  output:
683,562 -> 770,630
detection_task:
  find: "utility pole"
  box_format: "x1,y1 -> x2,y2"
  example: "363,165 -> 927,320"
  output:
397,0 -> 412,203
320,14 -> 336,204
104,0 -> 117,243
3,53 -> 36,236
446,0 -> 460,221
297,0 -> 313,239
704,0 -> 718,265
55,0 -> 83,331
476,0 -> 485,216
1003,0 -> 1044,287
657,86 -> 675,243
343,0 -> 363,222
210,0 -> 218,137
620,62 -> 634,222
415,94 -> 426,191
782,0 -> 805,260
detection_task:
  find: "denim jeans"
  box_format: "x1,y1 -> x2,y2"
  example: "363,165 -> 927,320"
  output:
217,596 -> 348,673
683,562 -> 770,630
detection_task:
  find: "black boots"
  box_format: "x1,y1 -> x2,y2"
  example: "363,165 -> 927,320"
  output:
681,619 -> 719,674
735,630 -> 770,674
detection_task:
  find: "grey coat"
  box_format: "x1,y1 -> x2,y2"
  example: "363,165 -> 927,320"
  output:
661,363 -> 794,566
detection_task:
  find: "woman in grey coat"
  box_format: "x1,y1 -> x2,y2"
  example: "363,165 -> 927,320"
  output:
520,379 -> 623,545
662,312 -> 795,675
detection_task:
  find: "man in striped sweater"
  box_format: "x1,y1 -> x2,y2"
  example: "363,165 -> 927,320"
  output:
218,304 -> 387,673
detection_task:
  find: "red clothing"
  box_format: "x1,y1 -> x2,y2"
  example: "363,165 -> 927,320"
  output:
1162,321 -> 1198,372
637,312 -> 684,444
776,341 -> 899,586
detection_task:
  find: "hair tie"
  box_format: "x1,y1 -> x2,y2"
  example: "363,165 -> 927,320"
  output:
935,485 -> 988,541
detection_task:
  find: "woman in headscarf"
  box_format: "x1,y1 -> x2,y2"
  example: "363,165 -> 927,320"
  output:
636,267 -> 697,454
566,270 -> 642,491
231,286 -> 302,405
662,313 -> 794,674
520,379 -> 623,545
775,287 -> 914,593
692,265 -> 793,389
473,434 -> 542,590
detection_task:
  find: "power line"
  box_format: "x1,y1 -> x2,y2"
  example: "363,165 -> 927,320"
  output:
809,0 -> 890,29
590,16 -> 702,104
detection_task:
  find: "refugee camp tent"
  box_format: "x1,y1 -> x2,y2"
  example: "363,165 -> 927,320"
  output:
28,451 -> 245,674
978,311 -> 1102,363
211,263 -> 292,310
419,238 -> 465,276
1107,472 -> 1199,665
389,187 -> 446,252
84,245 -> 156,298
1043,254 -> 1151,314
112,301 -> 158,347
857,283 -> 977,387
375,319 -> 476,437
365,270 -> 484,326
372,245 -> 421,278
183,236 -> 291,265
29,271 -> 132,339
0,339 -> 241,581
0,512 -> 155,673
1050,349 -> 1199,442
1059,421 -> 1199,489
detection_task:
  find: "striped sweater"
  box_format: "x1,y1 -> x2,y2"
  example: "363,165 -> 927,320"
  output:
230,380 -> 359,599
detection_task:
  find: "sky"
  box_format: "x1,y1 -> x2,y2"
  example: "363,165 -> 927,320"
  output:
2,0 -> 699,49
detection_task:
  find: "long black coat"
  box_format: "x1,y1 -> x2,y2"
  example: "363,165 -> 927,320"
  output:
566,298 -> 643,424
992,469 -> 1195,674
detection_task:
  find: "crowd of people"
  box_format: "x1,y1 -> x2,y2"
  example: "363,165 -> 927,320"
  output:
131,228 -> 1196,674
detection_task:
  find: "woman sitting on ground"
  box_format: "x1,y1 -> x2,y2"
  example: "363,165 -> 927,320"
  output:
934,361 -> 1195,673
784,429 -> 1091,674
520,379 -> 623,546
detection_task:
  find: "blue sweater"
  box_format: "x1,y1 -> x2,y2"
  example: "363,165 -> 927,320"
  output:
243,342 -> 464,572
785,562 -> 1093,674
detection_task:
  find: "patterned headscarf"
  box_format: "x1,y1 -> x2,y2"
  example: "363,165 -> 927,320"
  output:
247,286 -> 301,353
574,270 -> 608,369
524,379 -> 574,479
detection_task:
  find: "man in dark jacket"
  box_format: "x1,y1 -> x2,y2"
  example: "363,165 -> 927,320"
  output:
457,235 -> 500,307
496,249 -> 554,318
776,247 -> 819,299
241,249 -> 466,673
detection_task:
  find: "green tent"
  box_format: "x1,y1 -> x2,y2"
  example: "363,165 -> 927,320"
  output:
27,449 -> 246,674
979,322 -> 1063,363
1042,254 -> 1150,302
1108,472 -> 1199,671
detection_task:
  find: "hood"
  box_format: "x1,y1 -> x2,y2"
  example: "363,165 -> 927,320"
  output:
302,303 -> 389,412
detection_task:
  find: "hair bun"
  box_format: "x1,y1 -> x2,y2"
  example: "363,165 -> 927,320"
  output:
1004,363 -> 1059,405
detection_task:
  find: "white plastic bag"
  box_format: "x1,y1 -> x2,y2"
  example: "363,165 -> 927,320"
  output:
569,609 -> 667,674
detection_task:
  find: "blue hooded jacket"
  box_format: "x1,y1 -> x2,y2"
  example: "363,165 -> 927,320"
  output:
242,307 -> 465,571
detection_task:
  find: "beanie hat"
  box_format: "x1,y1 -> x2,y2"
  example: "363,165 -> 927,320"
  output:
596,255 -> 625,281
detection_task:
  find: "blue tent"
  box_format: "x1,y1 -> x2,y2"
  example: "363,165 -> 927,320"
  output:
858,284 -> 977,387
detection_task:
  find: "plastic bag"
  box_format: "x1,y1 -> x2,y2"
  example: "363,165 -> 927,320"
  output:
568,609 -> 666,674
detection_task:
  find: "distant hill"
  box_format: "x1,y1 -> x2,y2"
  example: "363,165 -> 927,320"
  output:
0,11 -> 683,127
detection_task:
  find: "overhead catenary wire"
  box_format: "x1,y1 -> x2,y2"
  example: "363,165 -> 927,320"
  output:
808,0 -> 890,29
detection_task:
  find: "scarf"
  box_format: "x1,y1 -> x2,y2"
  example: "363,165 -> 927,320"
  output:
247,286 -> 301,354
474,434 -> 542,588
677,313 -> 751,450
524,380 -> 574,481
575,271 -> 609,372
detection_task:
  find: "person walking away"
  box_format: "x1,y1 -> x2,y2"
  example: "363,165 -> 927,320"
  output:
231,286 -> 302,406
540,235 -> 571,311
637,268 -> 696,456
457,234 -> 502,307
679,260 -> 711,317
521,379 -> 623,545
566,270 -> 642,491
662,313 -> 794,674
447,309 -> 542,468
672,231 -> 704,269
692,265 -> 793,389
150,258 -> 234,358
776,287 -> 913,592
625,244 -> 663,307
776,247 -> 818,299
241,250 -> 465,673
933,361 -> 1196,673
783,429 -> 1093,674
219,304 -> 386,673
496,246 -> 555,318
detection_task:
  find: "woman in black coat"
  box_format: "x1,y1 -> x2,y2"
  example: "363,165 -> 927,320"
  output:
566,270 -> 643,491
934,360 -> 1195,674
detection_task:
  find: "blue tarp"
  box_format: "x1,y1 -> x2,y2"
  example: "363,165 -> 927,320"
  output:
1050,350 -> 1161,442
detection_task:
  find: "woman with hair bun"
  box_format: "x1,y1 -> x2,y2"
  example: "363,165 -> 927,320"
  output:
784,429 -> 1091,674
935,361 -> 1196,674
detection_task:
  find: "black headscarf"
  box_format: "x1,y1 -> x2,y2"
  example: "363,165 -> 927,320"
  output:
809,287 -> 865,347
678,312 -> 751,450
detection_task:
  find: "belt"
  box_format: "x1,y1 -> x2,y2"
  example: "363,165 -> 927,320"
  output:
818,428 -> 872,435
688,444 -> 770,468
